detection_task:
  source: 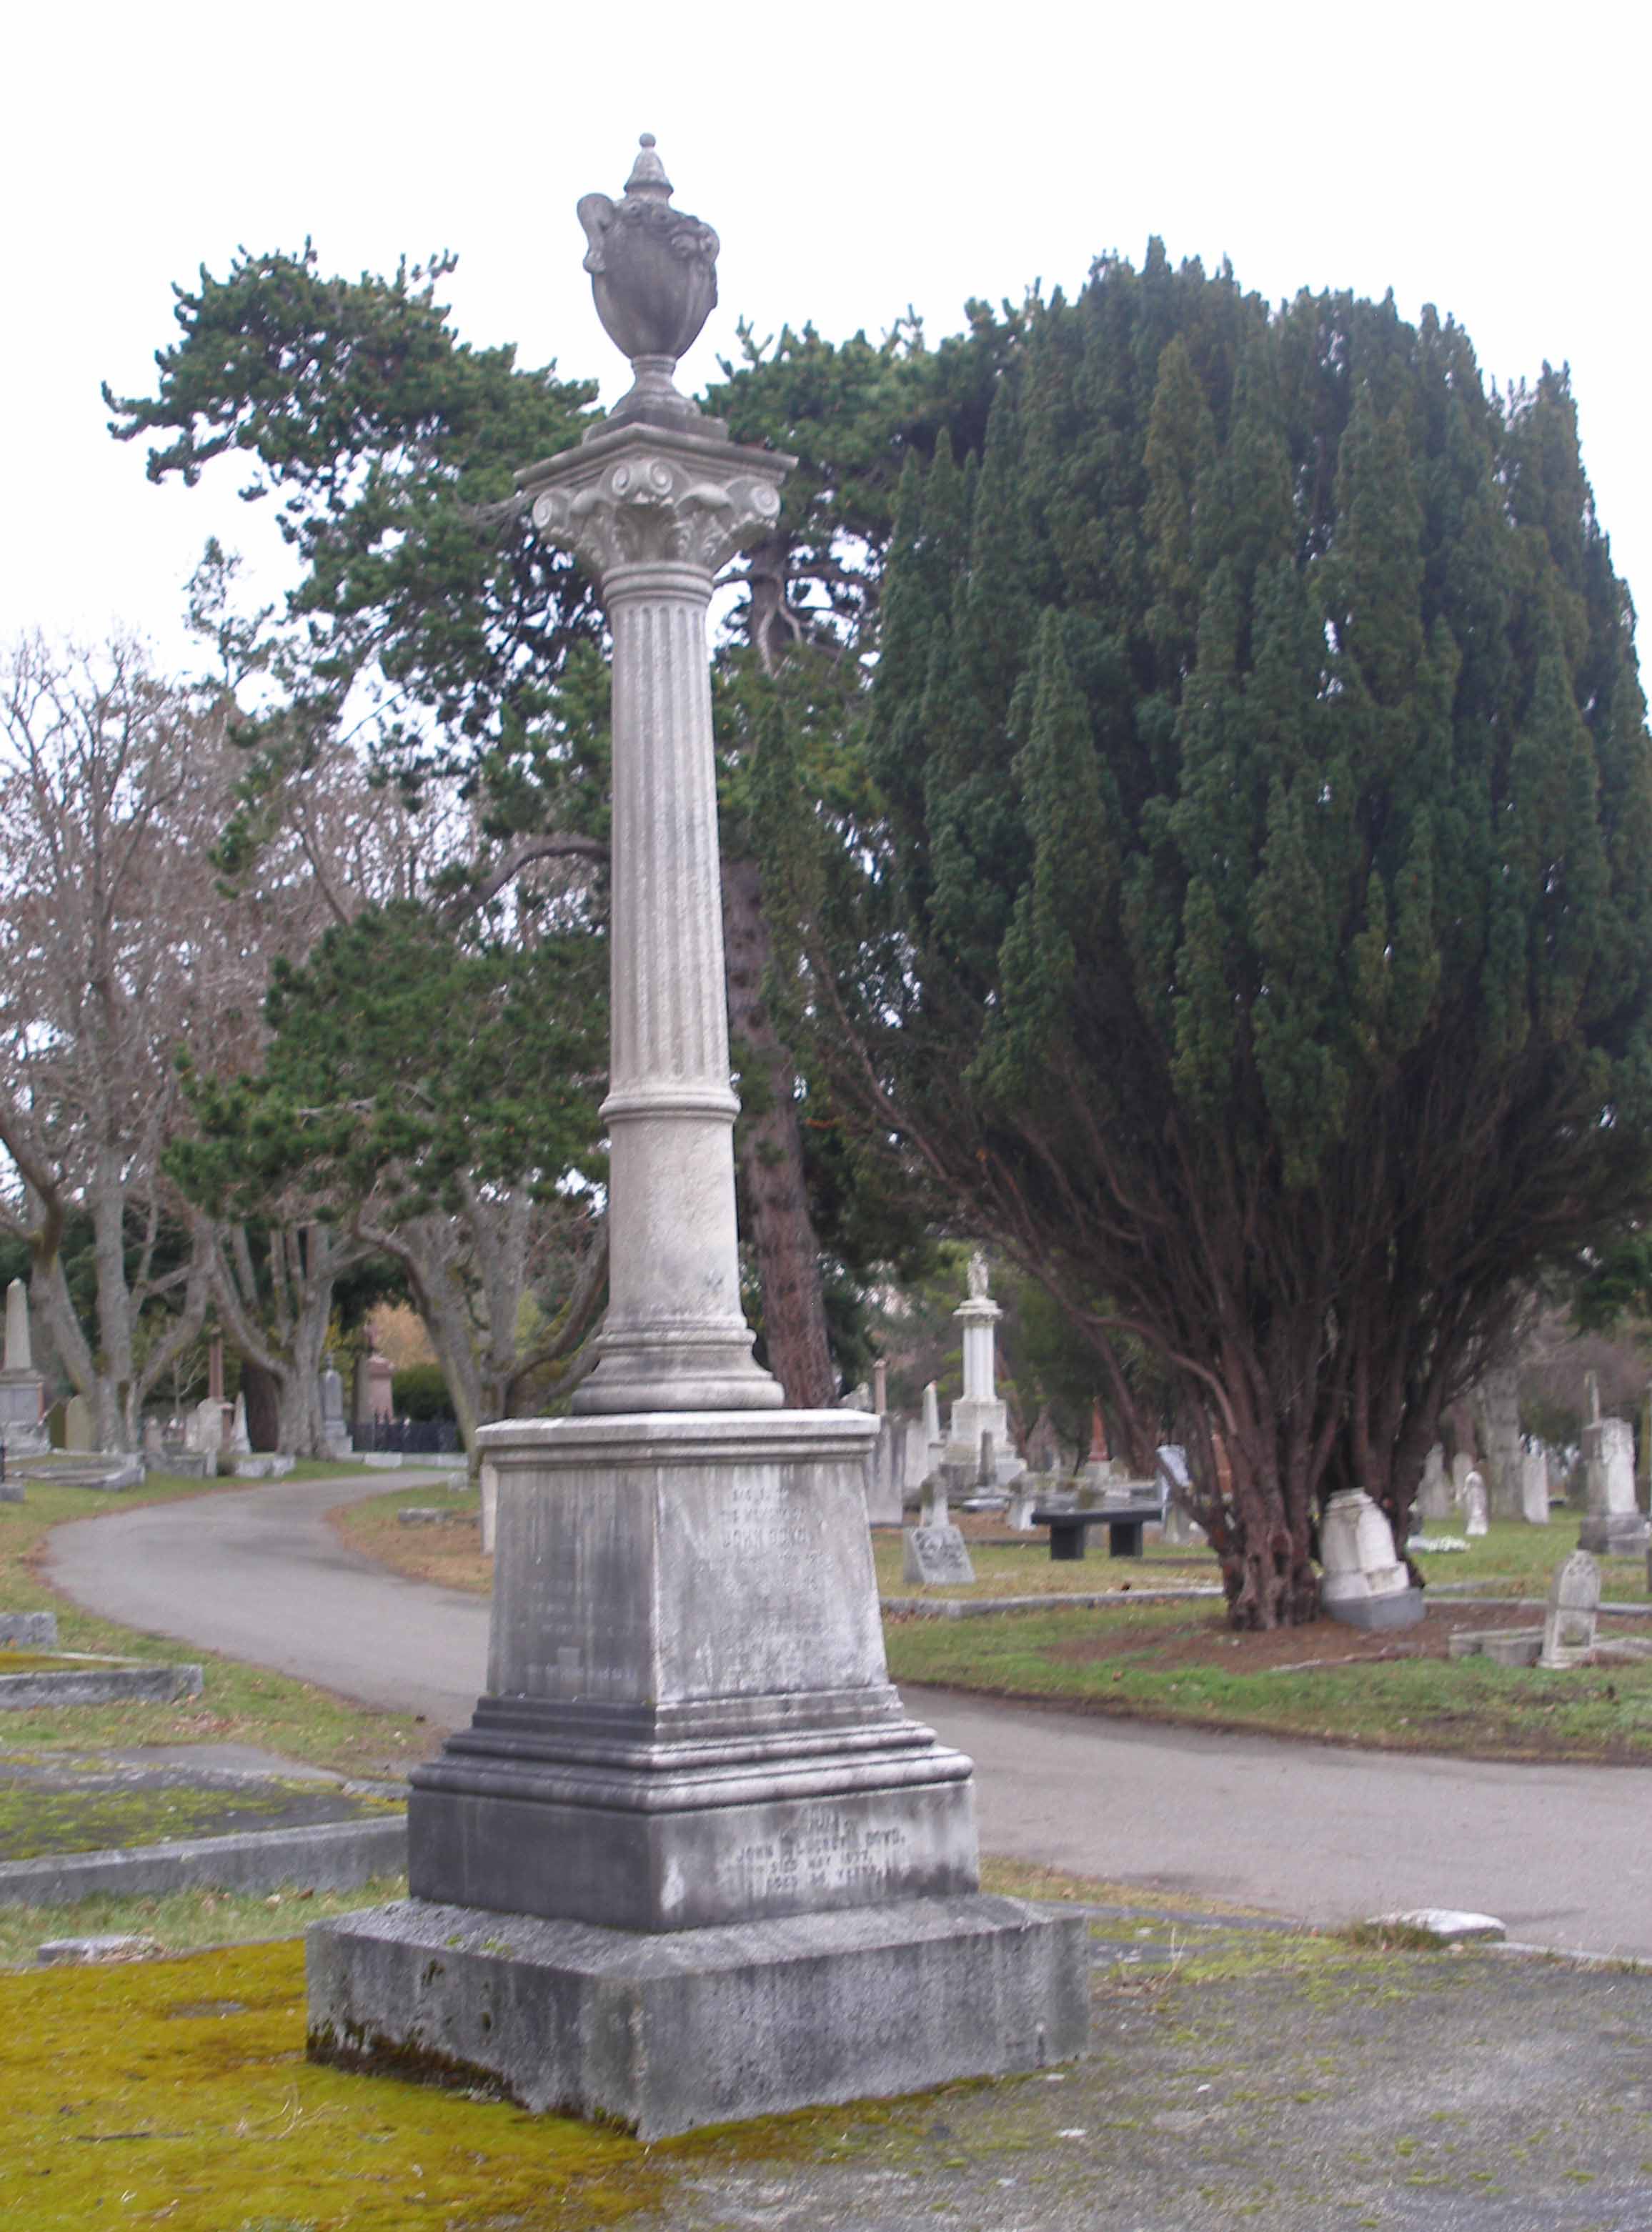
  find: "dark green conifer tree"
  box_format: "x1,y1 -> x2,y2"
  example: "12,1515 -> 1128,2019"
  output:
760,247 -> 1652,1627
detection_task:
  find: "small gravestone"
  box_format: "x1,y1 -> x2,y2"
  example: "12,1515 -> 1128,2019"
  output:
921,1380 -> 943,1468
1417,1443 -> 1453,1520
1320,1489 -> 1424,1630
319,1365 -> 352,1460
187,1395 -> 224,1458
1579,1416 -> 1648,1554
63,1394 -> 94,1453
1520,1447 -> 1551,1525
1462,1470 -> 1489,1536
229,1392 -> 252,1455
902,1462 -> 975,1585
1539,1550 -> 1601,1670
1005,1476 -> 1039,1532
861,1413 -> 903,1526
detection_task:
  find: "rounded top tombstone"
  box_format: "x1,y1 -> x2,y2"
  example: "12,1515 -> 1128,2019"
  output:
576,135 -> 720,429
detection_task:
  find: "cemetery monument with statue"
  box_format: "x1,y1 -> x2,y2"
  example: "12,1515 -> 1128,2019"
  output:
306,136 -> 1086,2138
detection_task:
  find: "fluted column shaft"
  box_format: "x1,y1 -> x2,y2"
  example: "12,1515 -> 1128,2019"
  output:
519,422 -> 793,1412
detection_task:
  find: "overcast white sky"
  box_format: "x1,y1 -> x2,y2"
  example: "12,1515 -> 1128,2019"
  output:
5,2 -> 1648,676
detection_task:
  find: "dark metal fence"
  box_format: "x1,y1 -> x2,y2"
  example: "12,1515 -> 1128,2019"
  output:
352,1418 -> 462,1455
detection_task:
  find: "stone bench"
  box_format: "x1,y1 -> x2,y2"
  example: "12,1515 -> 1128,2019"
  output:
1031,1501 -> 1162,1561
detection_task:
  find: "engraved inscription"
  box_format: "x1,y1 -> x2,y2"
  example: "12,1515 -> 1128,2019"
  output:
727,1808 -> 912,1903
715,1479 -> 815,1559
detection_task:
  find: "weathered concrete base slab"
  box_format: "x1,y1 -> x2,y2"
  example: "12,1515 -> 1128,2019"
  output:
307,1891 -> 1088,2139
0,1659 -> 202,1710
1449,1625 -> 1541,1665
0,1812 -> 407,1905
1323,1586 -> 1425,1631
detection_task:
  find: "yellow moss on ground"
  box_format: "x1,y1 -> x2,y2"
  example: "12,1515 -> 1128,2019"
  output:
0,1940 -> 676,2231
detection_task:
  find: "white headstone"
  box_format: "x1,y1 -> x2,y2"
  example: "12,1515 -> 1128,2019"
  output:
1005,1478 -> 1039,1531
1520,1447 -> 1551,1525
1462,1470 -> 1489,1535
320,1367 -> 346,1428
186,1395 -> 224,1456
902,1416 -> 930,1500
1578,1413 -> 1648,1552
229,1392 -> 252,1455
921,1381 -> 942,1450
1539,1550 -> 1600,1669
1586,1418 -> 1637,1517
1320,1490 -> 1421,1628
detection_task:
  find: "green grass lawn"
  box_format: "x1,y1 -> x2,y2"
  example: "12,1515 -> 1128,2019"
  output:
0,1471 -> 437,1776
872,1528 -> 1224,1598
884,1570 -> 1652,1762
1412,1513 -> 1651,1601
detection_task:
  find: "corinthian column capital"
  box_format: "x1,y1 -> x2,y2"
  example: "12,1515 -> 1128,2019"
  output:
520,422 -> 792,587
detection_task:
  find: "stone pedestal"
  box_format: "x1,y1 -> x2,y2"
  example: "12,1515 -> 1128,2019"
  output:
408,1412 -> 977,1930
0,1378 -> 46,1456
354,1348 -> 394,1431
308,146 -> 1081,2128
0,1279 -> 47,1456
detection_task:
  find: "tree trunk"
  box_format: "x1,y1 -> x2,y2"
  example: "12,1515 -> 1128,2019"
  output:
1471,1363 -> 1524,1519
722,852 -> 835,1408
212,1220 -> 351,1458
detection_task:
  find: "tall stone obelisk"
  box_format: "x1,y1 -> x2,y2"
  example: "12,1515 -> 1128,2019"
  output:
307,137 -> 1085,2140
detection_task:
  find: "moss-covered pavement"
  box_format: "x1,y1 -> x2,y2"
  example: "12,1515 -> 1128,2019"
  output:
11,1477 -> 1652,2223
1,1880 -> 1647,2231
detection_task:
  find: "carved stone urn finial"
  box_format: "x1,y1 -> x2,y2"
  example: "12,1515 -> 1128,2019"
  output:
577,134 -> 720,431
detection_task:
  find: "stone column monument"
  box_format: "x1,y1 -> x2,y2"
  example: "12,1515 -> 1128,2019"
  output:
307,137 -> 1083,2140
0,1280 -> 48,1455
945,1252 -> 1010,1476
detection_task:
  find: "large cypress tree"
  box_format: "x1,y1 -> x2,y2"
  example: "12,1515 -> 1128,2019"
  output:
762,246 -> 1652,1626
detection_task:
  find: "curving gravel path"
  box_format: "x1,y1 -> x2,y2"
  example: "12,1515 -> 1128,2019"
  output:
44,1472 -> 1652,1957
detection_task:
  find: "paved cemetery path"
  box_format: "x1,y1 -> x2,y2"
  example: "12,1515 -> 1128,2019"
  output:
46,1471 -> 486,1727
46,1473 -> 1652,1958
